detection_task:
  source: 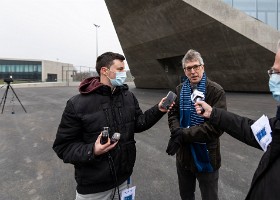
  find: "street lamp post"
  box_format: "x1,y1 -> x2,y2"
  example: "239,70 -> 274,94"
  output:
93,24 -> 100,60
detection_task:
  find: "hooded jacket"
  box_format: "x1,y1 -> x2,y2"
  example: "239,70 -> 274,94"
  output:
168,78 -> 227,172
53,77 -> 165,194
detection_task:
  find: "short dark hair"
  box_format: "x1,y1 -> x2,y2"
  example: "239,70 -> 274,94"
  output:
96,52 -> 125,75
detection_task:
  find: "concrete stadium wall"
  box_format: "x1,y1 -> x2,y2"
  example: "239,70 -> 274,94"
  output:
105,0 -> 280,92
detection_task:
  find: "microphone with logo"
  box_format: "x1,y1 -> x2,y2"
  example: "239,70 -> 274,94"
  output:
191,84 -> 205,114
110,132 -> 121,144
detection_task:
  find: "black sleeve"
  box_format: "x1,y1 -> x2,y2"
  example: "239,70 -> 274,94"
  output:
52,99 -> 97,164
133,93 -> 165,133
210,107 -> 262,150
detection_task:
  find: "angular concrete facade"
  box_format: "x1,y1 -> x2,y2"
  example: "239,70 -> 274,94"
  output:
105,0 -> 280,92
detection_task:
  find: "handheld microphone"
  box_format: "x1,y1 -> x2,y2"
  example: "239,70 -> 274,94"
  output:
110,132 -> 121,144
100,127 -> 109,145
191,84 -> 205,114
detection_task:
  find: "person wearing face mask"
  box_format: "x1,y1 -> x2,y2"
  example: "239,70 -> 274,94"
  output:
53,52 -> 173,200
194,46 -> 280,200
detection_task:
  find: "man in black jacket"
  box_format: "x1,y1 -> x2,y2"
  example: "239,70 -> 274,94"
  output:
53,52 -> 172,200
195,48 -> 280,200
166,49 -> 227,200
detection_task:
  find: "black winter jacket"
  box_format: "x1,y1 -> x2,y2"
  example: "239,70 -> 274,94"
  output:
210,106 -> 280,200
53,77 -> 165,194
168,78 -> 227,172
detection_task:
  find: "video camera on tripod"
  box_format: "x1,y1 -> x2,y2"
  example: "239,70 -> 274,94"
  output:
0,77 -> 27,114
4,78 -> 13,84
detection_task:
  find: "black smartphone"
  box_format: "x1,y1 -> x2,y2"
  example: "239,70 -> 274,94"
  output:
162,91 -> 177,109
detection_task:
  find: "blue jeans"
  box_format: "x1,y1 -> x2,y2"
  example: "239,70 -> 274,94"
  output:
176,160 -> 219,200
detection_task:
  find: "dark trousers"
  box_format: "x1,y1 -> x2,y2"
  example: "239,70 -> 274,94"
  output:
176,160 -> 219,200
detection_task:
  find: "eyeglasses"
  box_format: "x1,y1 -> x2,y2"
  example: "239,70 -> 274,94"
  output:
184,64 -> 202,72
267,68 -> 280,77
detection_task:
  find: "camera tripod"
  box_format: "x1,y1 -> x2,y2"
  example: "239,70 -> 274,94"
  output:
0,82 -> 27,114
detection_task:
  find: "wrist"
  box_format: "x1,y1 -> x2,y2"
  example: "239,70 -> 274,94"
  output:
205,107 -> 212,118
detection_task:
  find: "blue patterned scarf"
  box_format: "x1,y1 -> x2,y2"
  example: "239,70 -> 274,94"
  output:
180,73 -> 213,172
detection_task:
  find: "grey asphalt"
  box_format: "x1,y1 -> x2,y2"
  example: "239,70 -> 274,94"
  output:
0,82 -> 278,200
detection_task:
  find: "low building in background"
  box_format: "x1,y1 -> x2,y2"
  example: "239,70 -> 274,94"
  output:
0,58 -> 136,86
0,58 -> 74,83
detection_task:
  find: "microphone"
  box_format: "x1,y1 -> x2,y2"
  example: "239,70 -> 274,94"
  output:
100,127 -> 109,145
191,84 -> 205,114
110,132 -> 121,144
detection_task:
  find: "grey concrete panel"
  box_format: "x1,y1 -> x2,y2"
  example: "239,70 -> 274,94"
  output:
105,0 -> 280,92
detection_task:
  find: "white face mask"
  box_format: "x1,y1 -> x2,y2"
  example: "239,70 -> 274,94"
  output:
269,74 -> 280,102
108,71 -> 127,86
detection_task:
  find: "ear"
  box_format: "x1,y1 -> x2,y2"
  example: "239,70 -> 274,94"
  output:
101,67 -> 108,75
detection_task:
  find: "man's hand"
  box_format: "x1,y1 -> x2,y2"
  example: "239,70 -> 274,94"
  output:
166,128 -> 183,156
194,101 -> 213,118
158,97 -> 175,112
94,132 -> 118,156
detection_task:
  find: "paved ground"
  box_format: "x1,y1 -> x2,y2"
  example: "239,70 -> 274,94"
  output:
0,82 -> 278,200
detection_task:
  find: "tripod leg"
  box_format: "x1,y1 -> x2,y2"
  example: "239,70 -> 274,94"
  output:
1,85 -> 9,114
9,85 -> 27,113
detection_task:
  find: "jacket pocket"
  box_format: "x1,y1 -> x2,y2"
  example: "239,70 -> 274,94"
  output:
75,157 -> 113,186
119,141 -> 136,175
207,140 -> 220,169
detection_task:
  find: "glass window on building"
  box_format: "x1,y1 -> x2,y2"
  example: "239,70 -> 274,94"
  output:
15,65 -> 20,72
0,65 -> 6,72
19,65 -> 24,72
9,65 -> 14,72
23,65 -> 28,72
29,65 -> 33,72
223,0 -> 279,30
267,12 -> 277,28
259,0 -> 278,28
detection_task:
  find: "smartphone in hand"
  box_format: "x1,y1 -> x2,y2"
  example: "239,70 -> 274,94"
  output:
161,91 -> 177,109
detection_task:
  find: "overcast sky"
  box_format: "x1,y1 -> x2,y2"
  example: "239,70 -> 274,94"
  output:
0,0 -> 124,68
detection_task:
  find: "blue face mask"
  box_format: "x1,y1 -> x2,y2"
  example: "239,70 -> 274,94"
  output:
269,74 -> 280,102
109,71 -> 127,86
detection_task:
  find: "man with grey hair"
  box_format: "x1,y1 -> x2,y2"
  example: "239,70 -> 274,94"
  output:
194,44 -> 280,200
166,49 -> 227,200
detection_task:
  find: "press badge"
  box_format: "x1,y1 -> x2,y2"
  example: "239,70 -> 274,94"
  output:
251,115 -> 272,152
121,186 -> 136,200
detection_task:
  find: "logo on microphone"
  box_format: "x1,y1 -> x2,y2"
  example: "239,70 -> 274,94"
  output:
191,85 -> 205,103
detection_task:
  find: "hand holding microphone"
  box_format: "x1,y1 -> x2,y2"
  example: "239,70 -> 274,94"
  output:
94,128 -> 121,156
194,101 -> 213,118
191,85 -> 205,114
